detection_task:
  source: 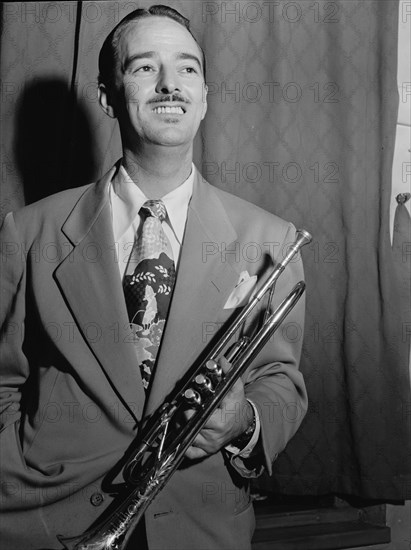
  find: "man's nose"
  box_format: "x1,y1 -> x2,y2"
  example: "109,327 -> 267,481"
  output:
155,68 -> 180,94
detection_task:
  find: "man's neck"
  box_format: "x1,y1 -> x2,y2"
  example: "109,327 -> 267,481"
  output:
122,146 -> 193,199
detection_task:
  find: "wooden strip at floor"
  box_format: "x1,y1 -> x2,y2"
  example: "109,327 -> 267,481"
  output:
252,520 -> 391,550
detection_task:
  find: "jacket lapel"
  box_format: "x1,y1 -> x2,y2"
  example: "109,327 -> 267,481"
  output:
144,172 -> 241,418
55,166 -> 145,422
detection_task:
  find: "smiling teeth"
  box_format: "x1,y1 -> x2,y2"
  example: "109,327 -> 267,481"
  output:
153,106 -> 184,114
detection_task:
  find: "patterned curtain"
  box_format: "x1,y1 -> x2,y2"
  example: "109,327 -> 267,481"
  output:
1,0 -> 410,500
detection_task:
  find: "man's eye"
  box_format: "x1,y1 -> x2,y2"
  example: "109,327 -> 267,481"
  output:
135,65 -> 154,73
182,66 -> 198,74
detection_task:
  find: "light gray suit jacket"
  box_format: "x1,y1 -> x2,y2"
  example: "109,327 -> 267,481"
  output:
0,165 -> 308,549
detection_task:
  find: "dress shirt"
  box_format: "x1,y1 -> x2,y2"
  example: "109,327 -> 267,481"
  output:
110,164 -> 193,279
109,163 -> 260,457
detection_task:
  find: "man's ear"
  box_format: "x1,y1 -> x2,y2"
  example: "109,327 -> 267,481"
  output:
98,83 -> 116,118
201,83 -> 208,120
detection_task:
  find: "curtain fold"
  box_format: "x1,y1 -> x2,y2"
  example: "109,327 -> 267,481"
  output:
1,0 -> 409,500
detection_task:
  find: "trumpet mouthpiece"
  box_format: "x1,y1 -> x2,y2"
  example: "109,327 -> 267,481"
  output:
296,229 -> 312,247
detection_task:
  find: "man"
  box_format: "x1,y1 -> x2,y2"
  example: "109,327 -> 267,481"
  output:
0,5 -> 308,549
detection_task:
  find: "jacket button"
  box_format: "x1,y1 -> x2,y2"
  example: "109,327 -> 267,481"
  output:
90,492 -> 104,507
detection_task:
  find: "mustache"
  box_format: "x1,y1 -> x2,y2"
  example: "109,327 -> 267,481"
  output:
148,93 -> 190,105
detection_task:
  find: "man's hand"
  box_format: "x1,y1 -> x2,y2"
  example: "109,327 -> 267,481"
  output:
185,357 -> 254,460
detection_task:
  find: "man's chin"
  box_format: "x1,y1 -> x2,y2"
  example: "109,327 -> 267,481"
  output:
147,129 -> 195,148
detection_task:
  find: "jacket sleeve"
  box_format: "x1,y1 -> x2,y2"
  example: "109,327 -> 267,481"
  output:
0,212 -> 29,432
0,212 -> 41,511
229,222 -> 308,478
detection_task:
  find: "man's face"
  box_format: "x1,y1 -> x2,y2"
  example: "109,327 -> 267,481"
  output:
103,16 -> 207,150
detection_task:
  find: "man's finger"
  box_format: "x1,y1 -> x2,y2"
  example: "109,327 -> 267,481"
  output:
218,356 -> 232,374
185,445 -> 208,460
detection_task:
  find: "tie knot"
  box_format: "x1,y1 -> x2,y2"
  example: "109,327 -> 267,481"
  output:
396,193 -> 411,206
141,200 -> 167,222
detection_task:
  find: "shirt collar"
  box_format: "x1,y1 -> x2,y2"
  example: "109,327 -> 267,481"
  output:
110,163 -> 195,243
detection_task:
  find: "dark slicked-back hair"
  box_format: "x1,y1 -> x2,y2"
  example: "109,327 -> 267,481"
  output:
98,4 -> 206,89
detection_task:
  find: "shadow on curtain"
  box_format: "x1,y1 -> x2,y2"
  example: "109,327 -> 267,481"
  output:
0,0 -> 409,500
14,79 -> 97,204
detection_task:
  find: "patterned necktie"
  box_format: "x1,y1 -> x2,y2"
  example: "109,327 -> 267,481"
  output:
123,200 -> 176,390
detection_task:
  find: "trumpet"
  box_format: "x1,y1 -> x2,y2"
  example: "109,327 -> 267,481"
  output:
58,229 -> 312,550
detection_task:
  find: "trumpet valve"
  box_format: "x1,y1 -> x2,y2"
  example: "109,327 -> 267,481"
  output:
184,388 -> 202,406
194,374 -> 214,394
205,360 -> 223,385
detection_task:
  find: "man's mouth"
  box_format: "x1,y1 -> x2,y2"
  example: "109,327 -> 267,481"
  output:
152,105 -> 185,115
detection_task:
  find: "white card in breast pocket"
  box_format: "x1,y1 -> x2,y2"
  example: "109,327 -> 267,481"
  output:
223,271 -> 258,309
